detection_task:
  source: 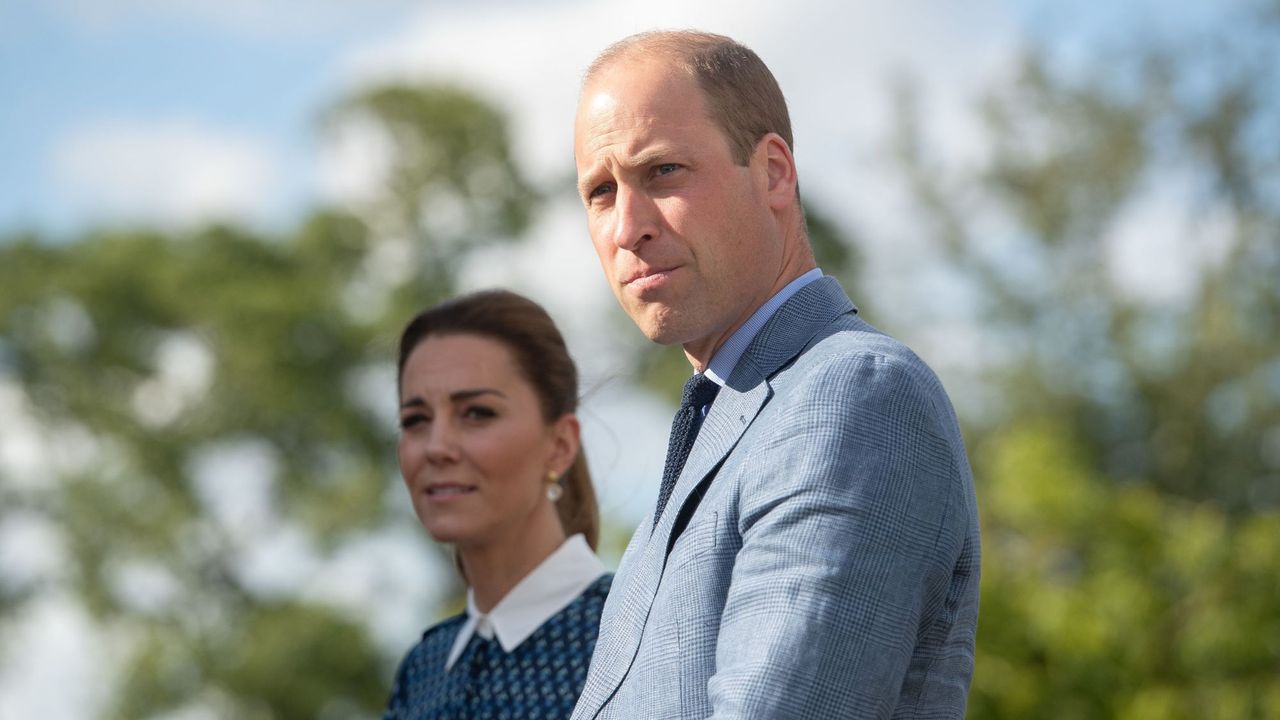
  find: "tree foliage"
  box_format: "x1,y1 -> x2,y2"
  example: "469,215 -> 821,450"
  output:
886,2 -> 1280,716
973,420 -> 1280,719
0,82 -> 535,718
892,2 -> 1280,513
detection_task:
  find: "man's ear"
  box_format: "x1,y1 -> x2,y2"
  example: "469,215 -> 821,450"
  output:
754,132 -> 798,211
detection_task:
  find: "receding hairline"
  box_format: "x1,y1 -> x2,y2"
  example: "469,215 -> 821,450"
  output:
581,30 -> 734,90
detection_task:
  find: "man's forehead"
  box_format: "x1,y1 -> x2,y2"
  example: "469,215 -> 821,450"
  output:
578,89 -> 620,125
581,54 -> 696,103
574,106 -> 711,168
577,68 -> 705,132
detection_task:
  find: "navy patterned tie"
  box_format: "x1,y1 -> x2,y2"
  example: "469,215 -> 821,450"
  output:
653,373 -> 720,530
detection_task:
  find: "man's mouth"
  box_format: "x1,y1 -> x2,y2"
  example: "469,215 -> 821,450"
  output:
623,266 -> 677,291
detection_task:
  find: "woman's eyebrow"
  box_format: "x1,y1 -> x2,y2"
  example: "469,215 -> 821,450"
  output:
400,388 -> 506,411
450,388 -> 505,402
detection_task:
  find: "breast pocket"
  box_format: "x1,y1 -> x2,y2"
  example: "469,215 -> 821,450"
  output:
668,509 -> 718,571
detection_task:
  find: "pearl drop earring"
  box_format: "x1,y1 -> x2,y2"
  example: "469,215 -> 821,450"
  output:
546,470 -> 563,502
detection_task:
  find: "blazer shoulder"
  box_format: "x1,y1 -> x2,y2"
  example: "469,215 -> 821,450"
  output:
786,315 -> 949,403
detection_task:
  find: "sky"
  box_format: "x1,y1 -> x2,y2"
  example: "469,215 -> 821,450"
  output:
0,0 -> 1240,716
0,0 -> 1033,233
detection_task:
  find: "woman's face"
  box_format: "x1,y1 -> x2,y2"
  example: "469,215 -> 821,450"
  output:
397,333 -> 576,550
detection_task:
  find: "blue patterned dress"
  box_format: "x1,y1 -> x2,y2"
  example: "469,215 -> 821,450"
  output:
384,574 -> 612,719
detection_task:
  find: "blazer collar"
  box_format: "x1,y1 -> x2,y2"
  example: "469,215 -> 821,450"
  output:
726,275 -> 856,390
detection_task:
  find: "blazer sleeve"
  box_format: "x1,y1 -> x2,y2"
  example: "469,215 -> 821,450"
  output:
707,350 -> 975,719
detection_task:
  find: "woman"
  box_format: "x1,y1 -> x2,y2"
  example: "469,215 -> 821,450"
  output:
385,290 -> 611,720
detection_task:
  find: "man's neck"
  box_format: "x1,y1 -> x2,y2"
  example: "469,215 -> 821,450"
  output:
682,263 -> 819,373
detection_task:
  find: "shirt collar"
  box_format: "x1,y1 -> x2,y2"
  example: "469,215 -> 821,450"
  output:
704,268 -> 824,387
444,534 -> 606,670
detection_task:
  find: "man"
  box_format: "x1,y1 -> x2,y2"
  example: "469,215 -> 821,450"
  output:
572,30 -> 980,719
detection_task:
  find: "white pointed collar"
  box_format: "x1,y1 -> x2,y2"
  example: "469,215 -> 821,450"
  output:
444,534 -> 606,671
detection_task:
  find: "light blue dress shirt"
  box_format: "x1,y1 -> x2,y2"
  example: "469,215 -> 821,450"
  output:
703,268 -> 824,388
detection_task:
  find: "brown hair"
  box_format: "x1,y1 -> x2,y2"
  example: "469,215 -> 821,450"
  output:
584,30 -> 794,166
397,290 -> 600,550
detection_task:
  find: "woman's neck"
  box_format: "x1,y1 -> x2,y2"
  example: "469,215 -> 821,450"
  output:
460,511 -> 567,614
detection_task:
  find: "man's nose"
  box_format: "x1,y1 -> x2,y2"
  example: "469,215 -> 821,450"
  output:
611,185 -> 659,251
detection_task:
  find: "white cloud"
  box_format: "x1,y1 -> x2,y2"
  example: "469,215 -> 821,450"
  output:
187,438 -> 280,541
0,594 -> 113,720
51,119 -> 279,228
132,331 -> 217,429
315,114 -> 395,209
298,526 -> 445,653
236,523 -> 321,598
0,513 -> 69,589
108,558 -> 183,616
1105,170 -> 1237,306
0,380 -> 45,488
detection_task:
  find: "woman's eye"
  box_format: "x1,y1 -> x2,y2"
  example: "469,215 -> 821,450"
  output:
462,405 -> 497,421
400,413 -> 428,430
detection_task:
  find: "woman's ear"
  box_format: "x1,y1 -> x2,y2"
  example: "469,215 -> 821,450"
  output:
548,413 -> 581,475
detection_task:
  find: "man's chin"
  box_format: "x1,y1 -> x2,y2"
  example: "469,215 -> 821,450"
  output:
638,315 -> 701,348
621,298 -> 709,346
627,307 -> 681,345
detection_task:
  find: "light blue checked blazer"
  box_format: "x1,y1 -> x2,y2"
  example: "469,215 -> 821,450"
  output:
572,277 -> 980,720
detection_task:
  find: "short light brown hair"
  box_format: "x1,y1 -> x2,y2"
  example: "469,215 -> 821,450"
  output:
585,30 -> 794,166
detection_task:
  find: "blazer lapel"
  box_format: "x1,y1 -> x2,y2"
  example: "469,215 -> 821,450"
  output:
654,278 -> 855,550
655,377 -> 767,538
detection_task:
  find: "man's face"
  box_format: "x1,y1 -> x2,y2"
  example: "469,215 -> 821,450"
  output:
574,58 -> 783,354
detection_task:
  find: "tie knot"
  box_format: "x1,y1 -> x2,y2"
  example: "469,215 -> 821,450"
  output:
681,373 -> 720,410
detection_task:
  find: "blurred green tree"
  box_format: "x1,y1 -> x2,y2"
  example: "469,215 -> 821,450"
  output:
972,420 -> 1280,719
0,83 -> 536,719
327,84 -> 539,333
885,2 -> 1280,716
892,2 -> 1280,513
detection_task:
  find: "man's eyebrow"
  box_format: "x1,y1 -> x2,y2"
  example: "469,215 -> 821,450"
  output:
577,147 -> 680,197
628,147 -> 674,168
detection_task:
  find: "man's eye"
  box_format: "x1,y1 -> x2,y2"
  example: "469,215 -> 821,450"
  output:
588,183 -> 614,200
655,163 -> 680,175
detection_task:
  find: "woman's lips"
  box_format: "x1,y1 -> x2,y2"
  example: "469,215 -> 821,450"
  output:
425,483 -> 477,498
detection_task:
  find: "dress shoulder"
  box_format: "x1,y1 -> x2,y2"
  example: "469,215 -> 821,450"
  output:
419,613 -> 466,651
582,572 -> 613,599
393,611 -> 465,680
